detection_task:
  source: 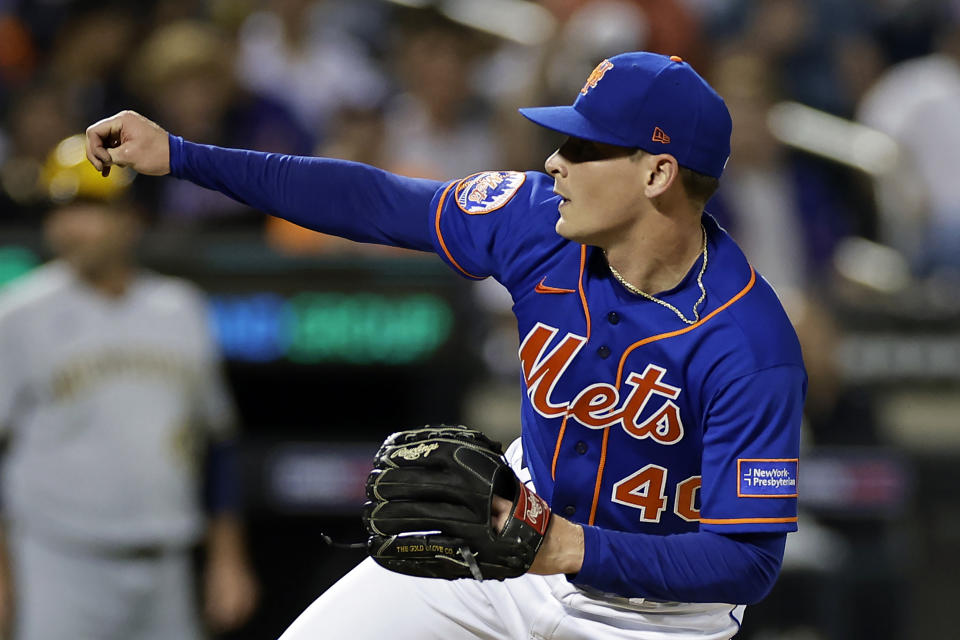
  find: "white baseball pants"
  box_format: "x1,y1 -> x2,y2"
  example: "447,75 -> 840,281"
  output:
278,556 -> 743,640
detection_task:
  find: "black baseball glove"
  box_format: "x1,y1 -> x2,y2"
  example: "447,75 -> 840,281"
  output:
362,425 -> 551,580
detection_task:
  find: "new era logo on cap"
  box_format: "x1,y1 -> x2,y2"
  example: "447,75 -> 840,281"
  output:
518,51 -> 732,178
652,127 -> 671,144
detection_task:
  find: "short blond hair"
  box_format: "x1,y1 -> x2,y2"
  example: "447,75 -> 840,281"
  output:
631,150 -> 720,209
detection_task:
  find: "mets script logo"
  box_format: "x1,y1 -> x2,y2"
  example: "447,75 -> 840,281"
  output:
519,323 -> 684,444
581,59 -> 614,95
455,171 -> 526,214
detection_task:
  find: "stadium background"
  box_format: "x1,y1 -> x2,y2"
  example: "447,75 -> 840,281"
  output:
2,0 -> 959,638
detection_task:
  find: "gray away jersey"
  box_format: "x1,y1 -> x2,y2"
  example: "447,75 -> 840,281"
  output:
0,262 -> 236,549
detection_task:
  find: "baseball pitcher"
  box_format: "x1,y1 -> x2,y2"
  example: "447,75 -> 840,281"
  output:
86,51 -> 804,640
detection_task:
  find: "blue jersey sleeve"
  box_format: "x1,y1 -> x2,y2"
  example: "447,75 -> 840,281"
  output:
171,138 -> 563,292
170,135 -> 443,251
699,365 -> 805,533
574,529 -> 786,604
427,171 -> 564,290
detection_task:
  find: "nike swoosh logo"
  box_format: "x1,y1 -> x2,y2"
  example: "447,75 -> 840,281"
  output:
534,277 -> 575,295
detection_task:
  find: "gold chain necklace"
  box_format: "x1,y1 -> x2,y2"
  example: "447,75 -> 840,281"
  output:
604,226 -> 708,325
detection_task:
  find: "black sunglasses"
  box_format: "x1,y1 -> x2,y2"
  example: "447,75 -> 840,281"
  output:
557,136 -> 639,163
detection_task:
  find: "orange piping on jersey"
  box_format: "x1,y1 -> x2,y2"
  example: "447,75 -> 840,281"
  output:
699,516 -> 798,525
550,414 -> 569,480
588,428 -> 610,525
614,266 -> 756,386
578,245 -> 592,340
434,181 -> 485,280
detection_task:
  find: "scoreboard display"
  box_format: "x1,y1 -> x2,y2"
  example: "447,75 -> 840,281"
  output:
209,290 -> 454,365
0,241 -> 473,363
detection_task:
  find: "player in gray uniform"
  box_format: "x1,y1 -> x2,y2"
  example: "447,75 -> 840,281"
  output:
0,137 -> 258,640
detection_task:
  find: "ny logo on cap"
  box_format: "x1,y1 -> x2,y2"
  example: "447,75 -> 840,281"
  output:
580,59 -> 614,95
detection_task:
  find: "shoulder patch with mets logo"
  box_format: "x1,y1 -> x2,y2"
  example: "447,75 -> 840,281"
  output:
455,171 -> 526,214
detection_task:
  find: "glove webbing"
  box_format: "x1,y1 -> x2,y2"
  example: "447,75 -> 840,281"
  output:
319,533 -> 367,550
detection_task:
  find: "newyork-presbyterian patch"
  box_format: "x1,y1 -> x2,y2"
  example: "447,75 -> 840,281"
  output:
455,171 -> 526,214
737,459 -> 798,498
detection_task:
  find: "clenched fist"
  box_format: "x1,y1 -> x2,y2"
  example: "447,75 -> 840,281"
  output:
85,110 -> 171,177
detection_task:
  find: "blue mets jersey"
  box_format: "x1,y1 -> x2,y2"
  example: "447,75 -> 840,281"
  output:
170,138 -> 805,602
429,171 -> 804,539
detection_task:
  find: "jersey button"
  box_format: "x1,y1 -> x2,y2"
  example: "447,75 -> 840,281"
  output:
597,345 -> 611,359
563,505 -> 576,517
607,311 -> 620,325
575,441 -> 588,454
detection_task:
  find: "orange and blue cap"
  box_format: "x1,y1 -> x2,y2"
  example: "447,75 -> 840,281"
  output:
519,51 -> 732,178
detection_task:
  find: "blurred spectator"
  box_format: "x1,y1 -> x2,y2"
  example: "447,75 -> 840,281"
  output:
542,0 -> 704,80
128,19 -> 311,226
5,0 -> 87,56
857,5 -> 960,273
0,83 -> 80,222
43,5 -> 140,126
380,7 -> 503,179
0,12 -> 36,100
704,50 -> 858,292
0,136 -> 258,639
234,0 -> 388,141
705,0 -> 884,117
